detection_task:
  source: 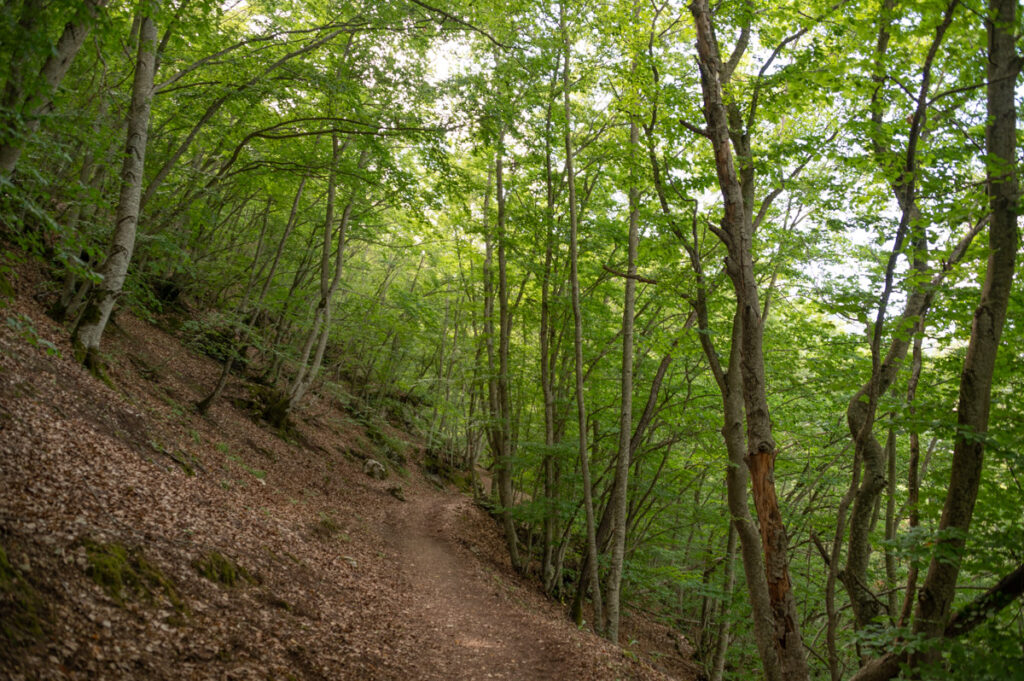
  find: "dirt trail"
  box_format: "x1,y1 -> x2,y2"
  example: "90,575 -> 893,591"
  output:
388,494 -> 572,680
0,277 -> 685,681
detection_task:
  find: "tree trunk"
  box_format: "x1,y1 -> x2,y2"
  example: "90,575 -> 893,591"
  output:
911,0 -> 1019,648
72,3 -> 158,370
540,57 -> 562,594
605,91 -> 640,644
709,522 -> 737,681
897,334 -> 924,626
689,1 -> 807,677
196,201 -> 273,415
563,0 -> 603,634
494,138 -> 522,572
851,3 -> 1020,678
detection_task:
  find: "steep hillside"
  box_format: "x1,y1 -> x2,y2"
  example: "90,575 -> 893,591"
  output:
0,276 -> 698,681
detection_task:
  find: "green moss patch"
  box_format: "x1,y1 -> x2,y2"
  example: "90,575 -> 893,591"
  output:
193,551 -> 255,587
83,539 -> 185,613
309,514 -> 346,542
0,545 -> 47,647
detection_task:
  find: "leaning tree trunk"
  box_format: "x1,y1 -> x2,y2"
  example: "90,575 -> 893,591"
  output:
850,2 -> 1019,678
72,2 -> 158,371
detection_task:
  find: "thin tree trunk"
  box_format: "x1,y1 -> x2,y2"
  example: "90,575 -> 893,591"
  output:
897,334 -> 924,626
605,80 -> 640,643
562,0 -> 603,634
494,137 -> 522,572
883,420 -> 898,617
709,522 -> 738,681
540,57 -> 562,594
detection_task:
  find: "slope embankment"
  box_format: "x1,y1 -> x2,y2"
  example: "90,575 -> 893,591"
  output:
0,277 -> 695,680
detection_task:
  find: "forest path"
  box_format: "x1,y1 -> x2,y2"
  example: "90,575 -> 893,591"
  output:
387,492 -> 574,680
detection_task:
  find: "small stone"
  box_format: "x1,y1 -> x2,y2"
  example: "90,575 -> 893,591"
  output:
362,459 -> 386,480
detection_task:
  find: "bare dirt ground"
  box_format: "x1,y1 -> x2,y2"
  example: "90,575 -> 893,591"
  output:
392,494 -> 595,681
0,271 -> 698,681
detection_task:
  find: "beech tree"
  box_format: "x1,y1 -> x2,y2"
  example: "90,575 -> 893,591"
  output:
72,0 -> 159,370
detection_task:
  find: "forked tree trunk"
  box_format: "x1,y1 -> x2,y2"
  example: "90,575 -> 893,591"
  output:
851,2 -> 1019,678
911,0 -> 1019,648
689,1 -> 807,677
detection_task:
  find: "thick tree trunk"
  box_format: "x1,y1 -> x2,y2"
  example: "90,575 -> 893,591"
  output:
72,4 -> 158,370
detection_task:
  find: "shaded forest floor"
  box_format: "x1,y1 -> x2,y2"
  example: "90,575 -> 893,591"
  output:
0,271 -> 700,680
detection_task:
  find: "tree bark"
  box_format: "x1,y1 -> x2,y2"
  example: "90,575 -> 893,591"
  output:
689,1 -> 807,677
72,3 -> 158,370
563,0 -> 603,634
605,81 -> 640,644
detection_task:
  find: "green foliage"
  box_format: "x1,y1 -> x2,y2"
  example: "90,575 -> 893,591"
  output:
5,313 -> 59,357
